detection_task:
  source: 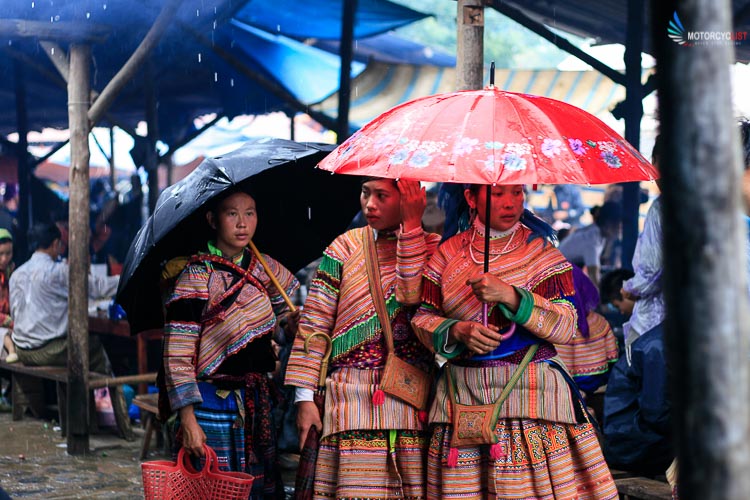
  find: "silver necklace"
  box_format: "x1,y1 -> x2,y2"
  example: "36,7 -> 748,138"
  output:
468,224 -> 519,264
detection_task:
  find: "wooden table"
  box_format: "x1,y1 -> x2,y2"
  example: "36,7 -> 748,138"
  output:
89,315 -> 162,393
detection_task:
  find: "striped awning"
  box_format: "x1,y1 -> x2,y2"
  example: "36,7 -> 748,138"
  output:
311,62 -> 648,130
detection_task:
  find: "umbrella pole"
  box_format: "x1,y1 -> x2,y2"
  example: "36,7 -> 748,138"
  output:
483,184 -> 491,327
248,240 -> 297,312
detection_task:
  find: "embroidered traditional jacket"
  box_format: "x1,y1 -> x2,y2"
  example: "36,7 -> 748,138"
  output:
411,223 -> 583,425
285,226 -> 441,438
163,249 -> 299,411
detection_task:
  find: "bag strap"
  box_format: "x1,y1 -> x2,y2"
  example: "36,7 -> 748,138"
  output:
363,228 -> 395,355
446,343 -> 539,419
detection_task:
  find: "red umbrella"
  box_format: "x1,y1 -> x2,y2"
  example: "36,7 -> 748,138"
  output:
318,86 -> 657,186
318,80 -> 658,331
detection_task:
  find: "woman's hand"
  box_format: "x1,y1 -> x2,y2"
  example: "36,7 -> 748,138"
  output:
621,287 -> 639,301
398,179 -> 426,232
179,405 -> 206,457
449,320 -> 503,355
285,309 -> 301,337
296,400 -> 323,451
466,273 -> 520,311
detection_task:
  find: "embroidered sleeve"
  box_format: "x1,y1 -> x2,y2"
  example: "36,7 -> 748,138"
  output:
503,259 -> 578,345
163,298 -> 204,411
285,240 -> 345,391
411,245 -> 466,359
396,229 -> 442,306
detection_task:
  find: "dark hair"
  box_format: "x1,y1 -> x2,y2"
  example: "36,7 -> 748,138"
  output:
0,237 -> 11,245
206,185 -> 257,215
3,184 -> 17,203
652,134 -> 662,165
360,176 -> 397,187
600,268 -> 635,304
28,222 -> 61,252
739,118 -> 750,170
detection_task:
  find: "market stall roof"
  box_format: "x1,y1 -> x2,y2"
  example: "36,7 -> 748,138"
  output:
0,0 -> 429,145
488,0 -> 750,63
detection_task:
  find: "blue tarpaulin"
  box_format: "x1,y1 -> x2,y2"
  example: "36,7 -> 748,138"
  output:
0,0 -> 430,146
234,0 -> 429,40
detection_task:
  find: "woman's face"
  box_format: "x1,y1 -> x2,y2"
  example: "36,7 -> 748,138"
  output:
360,179 -> 401,231
0,242 -> 12,270
465,184 -> 525,232
207,192 -> 257,257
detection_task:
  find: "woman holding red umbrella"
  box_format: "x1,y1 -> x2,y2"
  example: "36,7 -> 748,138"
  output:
412,184 -> 617,499
285,178 -> 441,499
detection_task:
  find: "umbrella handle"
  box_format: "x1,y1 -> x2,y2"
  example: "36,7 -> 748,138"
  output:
248,240 -> 297,312
482,303 -> 516,341
304,331 -> 333,388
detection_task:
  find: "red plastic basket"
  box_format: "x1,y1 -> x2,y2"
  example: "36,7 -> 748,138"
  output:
142,444 -> 253,500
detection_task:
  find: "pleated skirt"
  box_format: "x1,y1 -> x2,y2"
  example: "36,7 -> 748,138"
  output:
313,429 -> 427,499
427,419 -> 618,499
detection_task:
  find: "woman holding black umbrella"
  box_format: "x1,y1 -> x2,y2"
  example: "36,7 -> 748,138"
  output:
161,186 -> 299,499
285,178 -> 440,499
411,184 -> 617,499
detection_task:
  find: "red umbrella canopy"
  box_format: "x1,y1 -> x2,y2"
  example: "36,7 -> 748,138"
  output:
319,87 -> 658,185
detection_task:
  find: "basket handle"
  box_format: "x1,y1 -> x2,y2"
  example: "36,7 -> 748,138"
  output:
176,447 -> 206,478
203,444 -> 222,473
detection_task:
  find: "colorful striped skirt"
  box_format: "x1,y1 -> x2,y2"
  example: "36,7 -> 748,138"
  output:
174,380 -> 282,500
427,420 -> 617,499
313,429 -> 427,499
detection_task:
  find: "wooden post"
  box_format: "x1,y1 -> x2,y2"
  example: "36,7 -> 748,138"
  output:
336,0 -> 357,143
67,42 -> 92,455
621,0 -> 645,270
651,1 -> 750,498
145,65 -> 159,213
456,0 -> 484,90
13,57 -> 31,262
109,127 -> 116,190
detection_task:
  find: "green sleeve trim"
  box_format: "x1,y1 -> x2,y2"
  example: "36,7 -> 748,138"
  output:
434,319 -> 465,359
497,287 -> 534,325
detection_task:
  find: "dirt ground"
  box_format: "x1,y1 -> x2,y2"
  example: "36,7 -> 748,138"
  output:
0,412 -> 298,499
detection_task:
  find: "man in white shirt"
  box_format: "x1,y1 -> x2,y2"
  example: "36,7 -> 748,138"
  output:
10,222 -> 119,371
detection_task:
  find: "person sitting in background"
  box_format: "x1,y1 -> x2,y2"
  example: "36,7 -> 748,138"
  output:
0,229 -> 17,363
559,201 -> 621,285
9,222 -> 119,371
599,268 -> 672,475
9,222 -> 128,434
620,137 -> 665,360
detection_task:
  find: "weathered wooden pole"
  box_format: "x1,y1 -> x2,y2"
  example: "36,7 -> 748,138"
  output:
67,42 -> 92,455
109,127 -> 116,190
456,0 -> 484,90
652,1 -> 750,498
621,0 -> 645,271
336,0 -> 357,143
144,65 -> 159,214
13,57 -> 31,261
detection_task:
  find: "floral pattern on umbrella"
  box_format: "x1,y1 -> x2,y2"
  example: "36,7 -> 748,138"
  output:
319,87 -> 657,186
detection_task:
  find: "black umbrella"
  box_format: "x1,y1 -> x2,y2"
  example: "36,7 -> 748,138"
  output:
116,137 -> 362,334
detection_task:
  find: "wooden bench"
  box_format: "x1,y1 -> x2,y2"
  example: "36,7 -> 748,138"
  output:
616,476 -> 673,500
0,360 -> 156,440
132,393 -> 172,459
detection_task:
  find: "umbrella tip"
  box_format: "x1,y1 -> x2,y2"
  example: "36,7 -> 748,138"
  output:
489,61 -> 495,88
